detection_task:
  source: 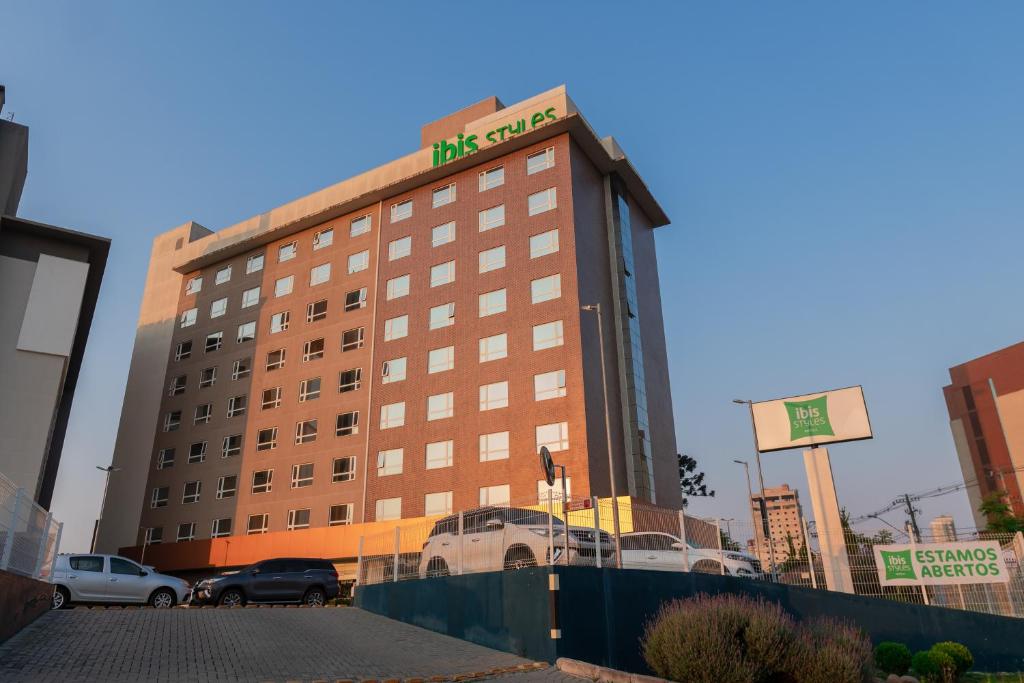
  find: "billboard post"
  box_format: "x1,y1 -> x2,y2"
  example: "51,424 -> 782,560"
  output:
804,446 -> 855,593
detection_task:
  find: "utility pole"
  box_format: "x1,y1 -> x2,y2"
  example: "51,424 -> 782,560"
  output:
902,493 -> 921,542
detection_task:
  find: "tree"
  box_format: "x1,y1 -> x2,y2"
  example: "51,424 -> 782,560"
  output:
678,453 -> 714,507
979,493 -> 1024,534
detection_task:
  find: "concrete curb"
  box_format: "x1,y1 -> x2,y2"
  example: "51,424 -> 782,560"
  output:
555,658 -> 668,683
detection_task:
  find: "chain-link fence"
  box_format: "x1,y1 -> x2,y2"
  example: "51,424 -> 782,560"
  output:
0,471 -> 63,580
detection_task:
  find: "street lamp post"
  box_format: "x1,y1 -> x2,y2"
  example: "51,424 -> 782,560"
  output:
732,400 -> 777,574
92,465 -> 121,552
581,303 -> 622,568
733,459 -> 761,557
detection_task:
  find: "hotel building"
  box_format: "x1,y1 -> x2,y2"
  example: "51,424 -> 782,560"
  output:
94,86 -> 679,573
749,484 -> 804,566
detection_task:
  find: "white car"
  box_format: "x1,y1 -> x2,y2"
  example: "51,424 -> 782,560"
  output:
51,553 -> 190,609
620,531 -> 762,578
419,506 -> 615,577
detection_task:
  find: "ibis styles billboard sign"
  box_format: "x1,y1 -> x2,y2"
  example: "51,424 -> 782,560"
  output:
874,541 -> 1009,586
750,386 -> 872,453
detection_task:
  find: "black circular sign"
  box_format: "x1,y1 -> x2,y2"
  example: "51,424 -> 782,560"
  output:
539,446 -> 555,487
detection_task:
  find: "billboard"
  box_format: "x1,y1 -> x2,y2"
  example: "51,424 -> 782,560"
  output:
874,541 -> 1009,586
750,385 -> 872,453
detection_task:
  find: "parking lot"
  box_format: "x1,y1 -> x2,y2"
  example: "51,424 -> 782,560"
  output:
0,607 -> 581,683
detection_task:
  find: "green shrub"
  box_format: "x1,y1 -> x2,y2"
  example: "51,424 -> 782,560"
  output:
874,641 -> 912,675
788,617 -> 873,683
912,649 -> 957,683
932,642 -> 974,677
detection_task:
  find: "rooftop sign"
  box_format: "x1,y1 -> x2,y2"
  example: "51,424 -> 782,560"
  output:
432,106 -> 559,167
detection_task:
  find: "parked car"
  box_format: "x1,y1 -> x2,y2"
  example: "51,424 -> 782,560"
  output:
190,558 -> 339,606
620,531 -> 762,577
51,553 -> 190,609
418,506 -> 616,577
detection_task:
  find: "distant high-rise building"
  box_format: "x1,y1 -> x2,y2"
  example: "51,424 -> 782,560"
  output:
751,484 -> 803,566
930,514 -> 957,542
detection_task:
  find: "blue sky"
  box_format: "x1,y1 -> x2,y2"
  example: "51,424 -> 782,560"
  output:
3,2 -> 1022,551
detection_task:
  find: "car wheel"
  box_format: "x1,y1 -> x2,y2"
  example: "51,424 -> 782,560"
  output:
150,588 -> 176,608
218,589 -> 245,607
52,585 -> 70,610
303,587 -> 326,607
425,557 -> 450,578
504,545 -> 537,570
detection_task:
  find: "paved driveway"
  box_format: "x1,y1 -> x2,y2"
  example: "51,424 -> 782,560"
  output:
0,607 -> 581,683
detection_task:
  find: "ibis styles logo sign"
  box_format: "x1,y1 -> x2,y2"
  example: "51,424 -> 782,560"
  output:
873,542 -> 1009,586
879,549 -> 916,581
749,386 -> 872,453
432,107 -> 559,167
784,395 -> 834,441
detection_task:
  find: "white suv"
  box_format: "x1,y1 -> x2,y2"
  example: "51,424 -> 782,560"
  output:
51,554 -> 190,609
418,506 -> 615,577
620,531 -> 762,578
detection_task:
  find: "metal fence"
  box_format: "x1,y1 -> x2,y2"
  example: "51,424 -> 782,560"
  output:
0,471 -> 63,580
356,495 -> 1024,619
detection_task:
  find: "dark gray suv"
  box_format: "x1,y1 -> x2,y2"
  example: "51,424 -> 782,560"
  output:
190,558 -> 339,606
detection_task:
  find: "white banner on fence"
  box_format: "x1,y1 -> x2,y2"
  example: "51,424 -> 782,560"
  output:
874,541 -> 1009,586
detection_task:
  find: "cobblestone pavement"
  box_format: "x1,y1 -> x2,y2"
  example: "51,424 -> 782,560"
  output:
0,607 -> 583,683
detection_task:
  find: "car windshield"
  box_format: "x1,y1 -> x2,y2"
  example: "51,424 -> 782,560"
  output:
503,508 -> 565,527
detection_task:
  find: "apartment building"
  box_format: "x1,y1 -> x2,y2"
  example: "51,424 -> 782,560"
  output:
95,86 -> 679,568
750,484 -> 804,566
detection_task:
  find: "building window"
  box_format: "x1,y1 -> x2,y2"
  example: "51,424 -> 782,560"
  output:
479,484 -> 510,507
380,402 -> 406,429
216,475 -> 237,499
241,286 -> 260,308
526,147 -> 555,175
237,321 -> 256,343
333,456 -> 356,482
266,348 -> 286,371
151,486 -> 169,508
295,419 -> 318,445
163,410 -> 181,432
188,441 -> 207,464
432,183 -> 456,208
531,274 -> 561,304
536,422 -> 569,452
194,404 -> 212,425
530,229 -> 559,259
478,245 -> 505,273
479,333 -> 508,362
535,370 -> 567,401
299,377 -> 321,402
287,508 -> 311,531
175,340 -> 192,361
479,381 -> 509,411
145,527 -> 163,545
341,327 -> 365,352
538,478 -> 571,505
381,357 -> 406,384
246,253 -> 264,274
177,523 -> 196,542
430,260 -> 455,288
310,262 -> 331,286
256,427 -> 278,451
291,463 -> 314,488
303,338 -> 325,362
390,199 -> 413,223
528,188 -> 557,216
227,395 -> 247,417
384,315 -> 409,341
169,375 -> 186,396
344,288 -> 367,311
339,368 -> 362,393
261,387 -> 282,410
329,504 -> 353,526
313,227 -> 334,250
211,518 -> 232,538
270,311 -> 290,334
336,411 -> 359,436
210,297 -> 228,318
478,289 -> 506,317
182,481 -> 201,504
179,308 -> 197,328
232,358 -> 250,380
252,469 -> 273,494
480,431 -> 509,462
215,265 -> 232,285
185,275 -> 202,295
275,275 -> 294,297
222,434 -> 242,458
279,241 -> 297,262
376,497 -> 401,522
479,166 -> 504,191
425,491 -> 453,517
478,205 -> 505,232
427,392 -> 454,421
307,299 -> 328,322
347,250 -> 369,274
425,440 -> 453,470
205,331 -> 224,353
247,513 -> 269,535
377,448 -> 403,476
532,320 -> 564,350
157,448 -> 175,469
429,303 -> 455,329
386,274 -> 410,300
428,346 -> 454,374
388,236 -> 412,261
350,214 -> 371,237
431,221 -> 455,247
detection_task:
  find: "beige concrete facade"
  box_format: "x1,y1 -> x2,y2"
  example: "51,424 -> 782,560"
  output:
750,484 -> 804,565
